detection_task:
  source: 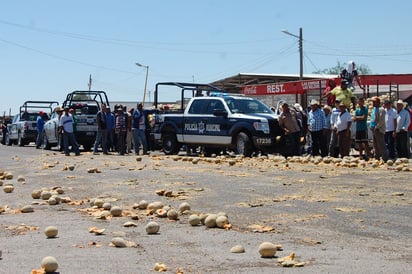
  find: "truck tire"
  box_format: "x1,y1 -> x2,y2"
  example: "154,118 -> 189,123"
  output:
43,133 -> 51,150
235,132 -> 253,157
162,133 -> 180,155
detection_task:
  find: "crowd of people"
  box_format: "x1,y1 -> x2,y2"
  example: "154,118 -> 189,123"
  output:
91,103 -> 154,156
32,102 -> 154,156
279,83 -> 411,161
8,60 -> 412,161
46,95 -> 412,160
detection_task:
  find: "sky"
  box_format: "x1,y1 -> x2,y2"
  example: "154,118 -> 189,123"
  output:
1,0 -> 412,115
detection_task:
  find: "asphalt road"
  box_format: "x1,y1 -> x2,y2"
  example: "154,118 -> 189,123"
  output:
0,144 -> 411,273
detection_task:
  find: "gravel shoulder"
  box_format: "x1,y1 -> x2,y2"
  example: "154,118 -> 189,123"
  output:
0,145 -> 411,273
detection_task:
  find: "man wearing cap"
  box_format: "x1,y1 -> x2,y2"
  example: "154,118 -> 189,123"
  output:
93,103 -> 109,155
370,97 -> 387,161
353,97 -> 371,160
395,100 -> 410,158
59,106 -> 80,156
307,99 -> 328,157
336,102 -> 352,157
323,105 -> 332,156
329,100 -> 341,157
331,79 -> 356,110
383,100 -> 398,159
36,111 -> 46,149
279,102 -> 301,156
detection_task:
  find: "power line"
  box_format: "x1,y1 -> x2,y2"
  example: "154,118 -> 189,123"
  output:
0,37 -> 135,74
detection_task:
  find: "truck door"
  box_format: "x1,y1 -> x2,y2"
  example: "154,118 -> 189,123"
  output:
182,99 -> 229,145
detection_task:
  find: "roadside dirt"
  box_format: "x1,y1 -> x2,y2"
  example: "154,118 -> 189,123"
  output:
0,145 -> 411,274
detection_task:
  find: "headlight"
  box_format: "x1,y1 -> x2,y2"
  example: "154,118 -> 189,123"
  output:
253,121 -> 270,134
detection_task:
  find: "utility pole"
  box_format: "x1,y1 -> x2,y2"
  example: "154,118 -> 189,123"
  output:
282,27 -> 303,102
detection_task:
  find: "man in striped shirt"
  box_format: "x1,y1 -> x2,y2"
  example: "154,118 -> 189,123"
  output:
307,99 -> 328,157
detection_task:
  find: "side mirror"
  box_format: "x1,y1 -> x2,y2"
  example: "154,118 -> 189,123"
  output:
213,109 -> 228,118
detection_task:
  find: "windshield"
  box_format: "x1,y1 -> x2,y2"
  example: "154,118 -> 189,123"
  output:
224,98 -> 273,114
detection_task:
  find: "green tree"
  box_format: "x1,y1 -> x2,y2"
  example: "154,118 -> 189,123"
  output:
313,61 -> 372,75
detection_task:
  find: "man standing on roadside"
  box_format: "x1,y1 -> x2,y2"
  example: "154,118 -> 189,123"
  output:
307,99 -> 328,157
353,97 -> 371,160
370,97 -> 387,161
132,103 -> 150,155
36,111 -> 46,149
59,106 -> 80,156
279,102 -> 301,156
383,100 -> 398,160
336,102 -> 352,157
395,100 -> 410,158
106,106 -> 115,152
93,103 -> 109,155
329,100 -> 341,157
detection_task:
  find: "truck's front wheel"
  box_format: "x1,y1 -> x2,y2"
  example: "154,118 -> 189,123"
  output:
162,133 -> 180,155
235,132 -> 253,157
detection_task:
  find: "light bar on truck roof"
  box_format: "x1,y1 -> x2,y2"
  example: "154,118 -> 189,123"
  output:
208,91 -> 243,97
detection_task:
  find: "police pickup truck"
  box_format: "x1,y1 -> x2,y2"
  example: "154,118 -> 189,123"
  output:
151,82 -> 286,157
42,90 -> 110,151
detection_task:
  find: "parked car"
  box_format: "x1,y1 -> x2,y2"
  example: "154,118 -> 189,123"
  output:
5,101 -> 58,146
42,107 -> 62,150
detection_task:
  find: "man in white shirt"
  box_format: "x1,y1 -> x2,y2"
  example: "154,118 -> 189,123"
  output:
59,106 -> 80,156
329,100 -> 341,157
336,102 -> 352,157
384,100 -> 398,159
395,100 -> 411,158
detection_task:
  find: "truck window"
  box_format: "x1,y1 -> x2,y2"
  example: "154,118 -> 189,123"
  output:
188,99 -> 208,114
205,100 -> 224,114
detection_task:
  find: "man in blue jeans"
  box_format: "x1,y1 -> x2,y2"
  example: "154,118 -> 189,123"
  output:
36,111 -> 46,149
307,99 -> 328,157
93,103 -> 109,155
59,106 -> 80,156
132,103 -> 150,155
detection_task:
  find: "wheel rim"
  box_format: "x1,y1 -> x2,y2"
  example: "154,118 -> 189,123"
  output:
237,137 -> 245,154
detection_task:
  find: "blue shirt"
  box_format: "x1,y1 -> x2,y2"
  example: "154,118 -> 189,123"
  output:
324,113 -> 331,130
106,112 -> 115,130
36,116 -> 45,132
396,108 -> 411,132
132,109 -> 142,129
308,108 -> 327,132
355,106 -> 368,131
370,107 -> 377,128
